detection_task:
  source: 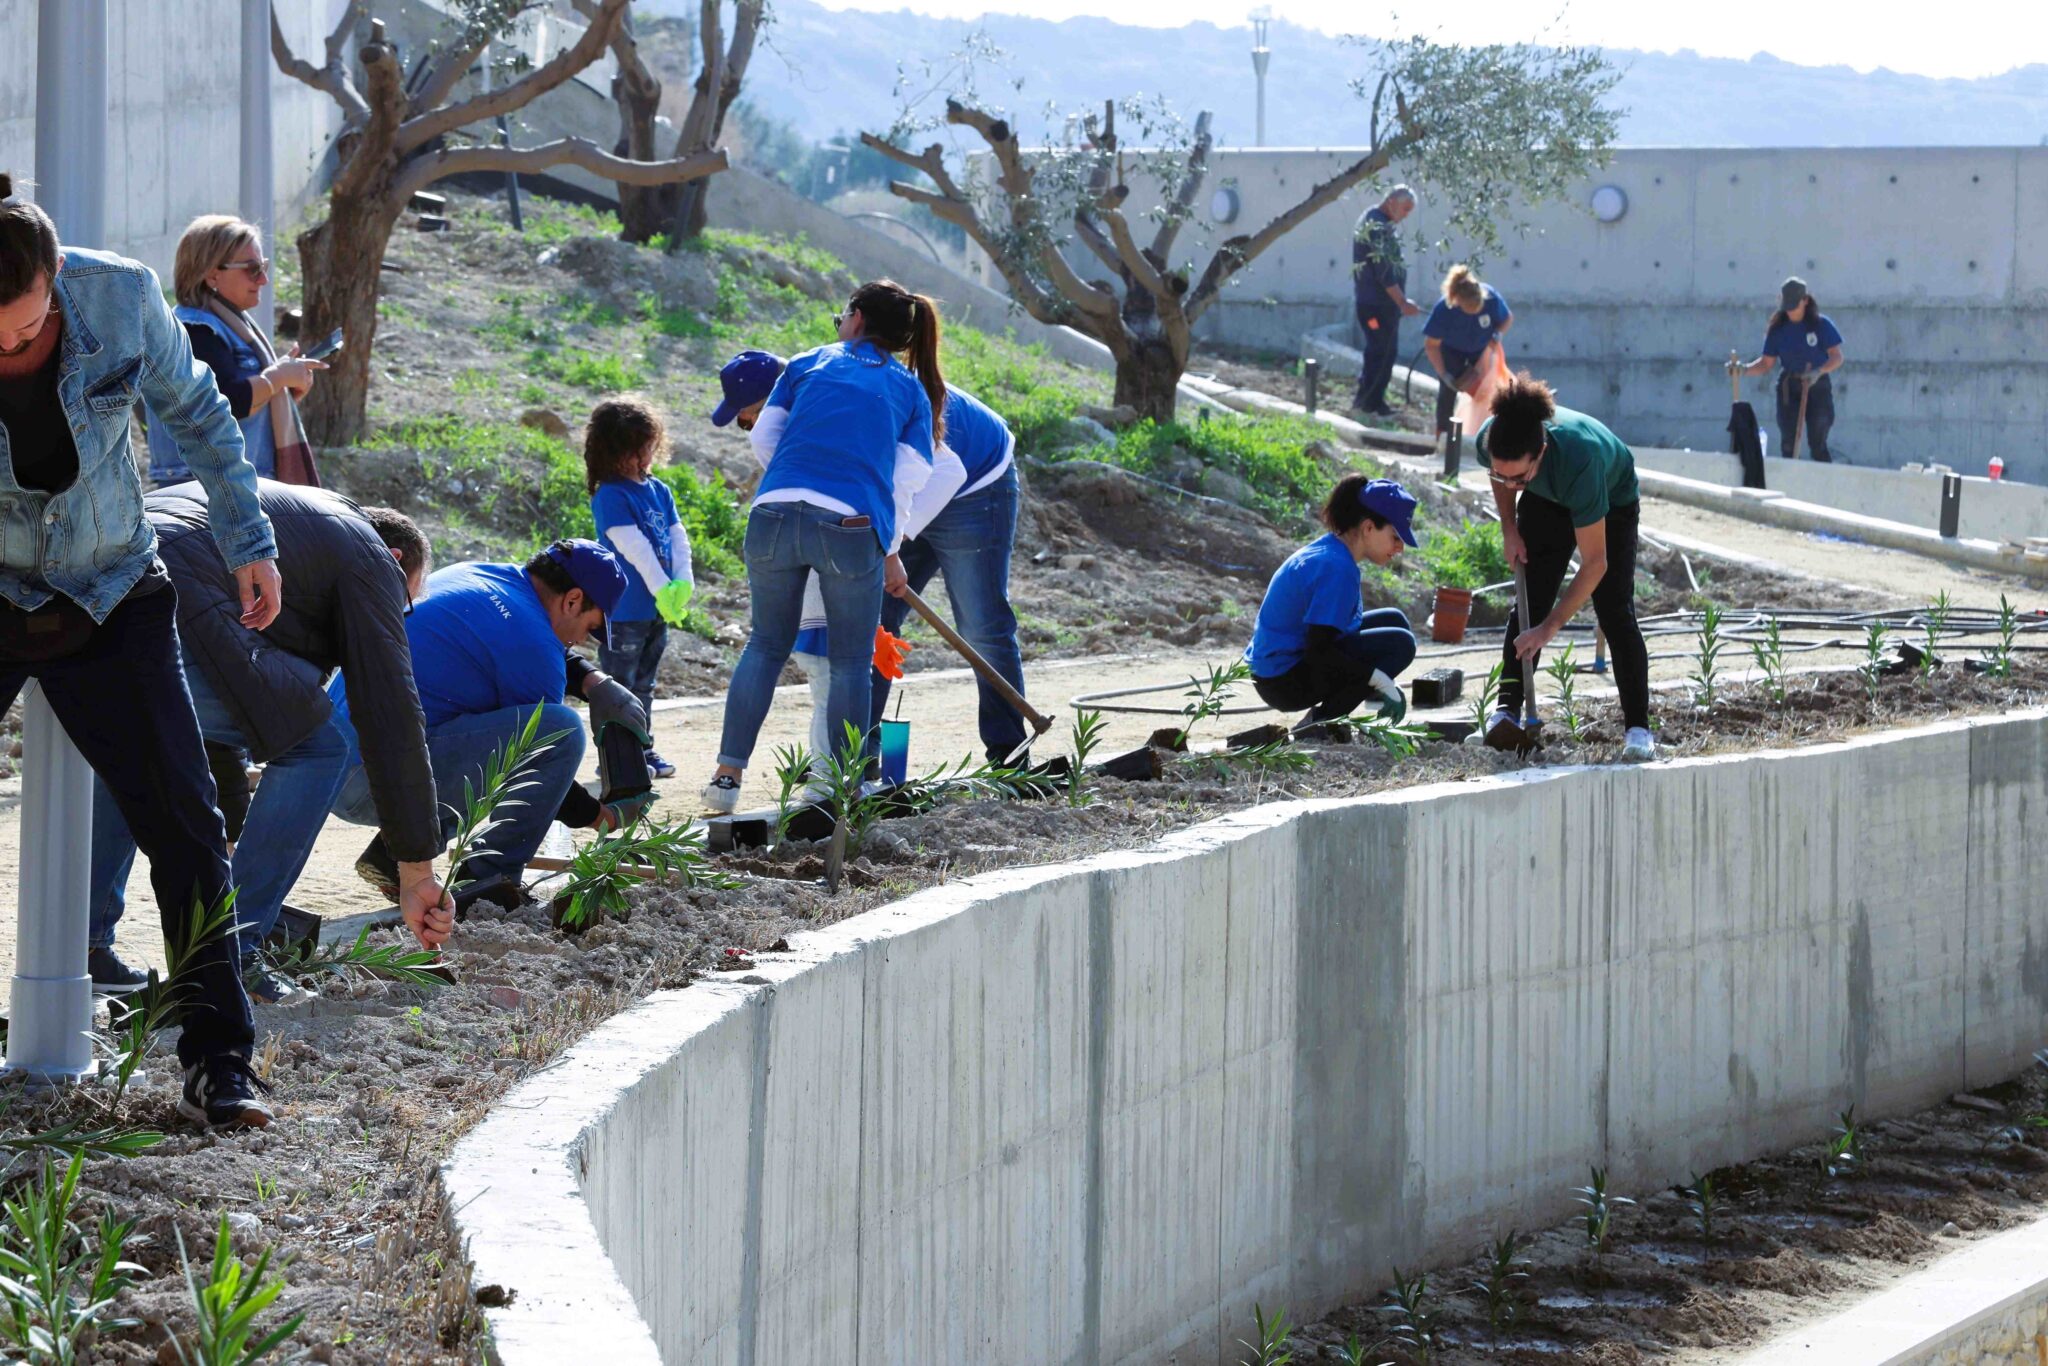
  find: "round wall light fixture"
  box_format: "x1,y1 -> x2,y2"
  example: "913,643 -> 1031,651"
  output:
1590,184 -> 1628,223
1209,186 -> 1241,224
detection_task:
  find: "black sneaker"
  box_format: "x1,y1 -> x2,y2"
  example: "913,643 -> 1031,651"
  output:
178,1053 -> 275,1130
243,963 -> 309,1006
355,834 -> 400,901
88,946 -> 150,995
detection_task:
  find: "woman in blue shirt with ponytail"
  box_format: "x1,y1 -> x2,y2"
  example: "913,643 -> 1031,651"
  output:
702,279 -> 964,813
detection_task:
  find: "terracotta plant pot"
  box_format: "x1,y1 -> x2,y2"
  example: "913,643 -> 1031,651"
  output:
1431,586 -> 1474,644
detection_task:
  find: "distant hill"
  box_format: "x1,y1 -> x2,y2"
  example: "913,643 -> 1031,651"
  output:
636,0 -> 2048,149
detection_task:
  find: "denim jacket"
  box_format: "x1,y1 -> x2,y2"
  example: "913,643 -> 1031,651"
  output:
0,248 -> 274,622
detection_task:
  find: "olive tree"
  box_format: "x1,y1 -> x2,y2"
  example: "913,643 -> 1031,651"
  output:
580,0 -> 767,245
862,35 -> 1619,421
272,0 -> 730,443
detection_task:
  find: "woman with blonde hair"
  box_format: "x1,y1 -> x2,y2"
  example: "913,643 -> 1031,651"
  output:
1422,263 -> 1513,439
145,215 -> 325,486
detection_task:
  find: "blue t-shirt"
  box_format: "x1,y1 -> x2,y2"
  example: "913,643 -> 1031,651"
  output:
941,385 -> 1013,490
1244,534 -> 1365,678
758,339 -> 935,549
1423,287 -> 1511,359
592,476 -> 682,622
1762,313 -> 1843,376
333,562 -> 566,730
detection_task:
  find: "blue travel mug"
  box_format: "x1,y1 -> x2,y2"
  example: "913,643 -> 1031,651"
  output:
879,719 -> 910,788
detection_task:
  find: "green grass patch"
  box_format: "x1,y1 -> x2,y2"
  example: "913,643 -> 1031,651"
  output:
1052,412 -> 1338,522
1415,517 -> 1510,590
524,201 -> 625,244
534,348 -> 647,392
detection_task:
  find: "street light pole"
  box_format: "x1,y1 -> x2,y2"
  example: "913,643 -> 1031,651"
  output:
1250,10 -> 1271,147
240,0 -> 275,333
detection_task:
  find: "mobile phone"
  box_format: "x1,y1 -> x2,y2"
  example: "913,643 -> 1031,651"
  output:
301,328 -> 345,362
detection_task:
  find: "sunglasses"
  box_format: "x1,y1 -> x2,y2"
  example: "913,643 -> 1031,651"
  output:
217,257 -> 271,281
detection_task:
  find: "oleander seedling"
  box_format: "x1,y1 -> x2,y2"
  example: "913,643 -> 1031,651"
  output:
1472,1230 -> 1532,1332
1545,643 -> 1583,740
1379,1266 -> 1440,1363
1922,590 -> 1951,676
1067,709 -> 1107,807
1237,1302 -> 1294,1366
1984,594 -> 2020,678
1750,615 -> 1787,705
1470,661 -> 1504,734
1177,659 -> 1251,749
1681,1172 -> 1718,1240
1690,602 -> 1725,709
1861,622 -> 1890,704
1575,1166 -> 1635,1253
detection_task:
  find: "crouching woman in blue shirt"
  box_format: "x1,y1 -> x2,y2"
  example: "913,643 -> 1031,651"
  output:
1246,476 -> 1420,727
702,279 -> 961,813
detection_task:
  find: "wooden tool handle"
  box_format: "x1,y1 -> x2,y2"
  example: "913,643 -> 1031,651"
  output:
1728,350 -> 1740,402
900,586 -> 1053,733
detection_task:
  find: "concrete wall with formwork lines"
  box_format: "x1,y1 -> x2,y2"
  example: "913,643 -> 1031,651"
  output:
446,709 -> 2048,1364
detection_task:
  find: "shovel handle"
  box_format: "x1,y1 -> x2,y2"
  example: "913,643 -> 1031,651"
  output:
1728,350 -> 1740,402
899,586 -> 1053,734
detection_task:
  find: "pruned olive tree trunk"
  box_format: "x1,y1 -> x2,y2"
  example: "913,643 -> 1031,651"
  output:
863,37 -> 1618,423
587,0 -> 765,246
272,0 -> 730,444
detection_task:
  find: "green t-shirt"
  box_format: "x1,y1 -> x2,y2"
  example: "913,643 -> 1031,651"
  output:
1477,406 -> 1640,527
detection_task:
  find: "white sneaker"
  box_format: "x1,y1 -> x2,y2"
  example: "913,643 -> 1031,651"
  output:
1465,708 -> 1517,746
700,774 -> 742,814
1621,727 -> 1655,763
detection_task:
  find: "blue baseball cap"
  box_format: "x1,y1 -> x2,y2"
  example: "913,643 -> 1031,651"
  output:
544,539 -> 630,646
1358,478 -> 1419,547
711,350 -> 786,427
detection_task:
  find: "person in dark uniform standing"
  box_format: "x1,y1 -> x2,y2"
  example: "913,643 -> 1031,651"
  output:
1730,276 -> 1844,462
1350,187 -> 1422,418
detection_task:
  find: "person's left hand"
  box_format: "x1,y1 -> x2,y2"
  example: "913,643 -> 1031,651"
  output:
397,863 -> 454,950
1513,619 -> 1557,663
236,559 -> 282,629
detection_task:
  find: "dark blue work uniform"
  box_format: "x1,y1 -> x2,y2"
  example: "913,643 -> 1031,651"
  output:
1763,313 -> 1843,461
1351,207 -> 1407,413
1423,287 -> 1510,434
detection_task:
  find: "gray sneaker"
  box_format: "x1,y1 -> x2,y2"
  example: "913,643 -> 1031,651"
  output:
700,773 -> 741,814
1621,727 -> 1656,762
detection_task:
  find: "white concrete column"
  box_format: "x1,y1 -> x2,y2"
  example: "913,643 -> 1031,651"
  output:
33,0 -> 107,244
239,0 -> 275,334
7,689 -> 97,1081
10,0 -> 108,1084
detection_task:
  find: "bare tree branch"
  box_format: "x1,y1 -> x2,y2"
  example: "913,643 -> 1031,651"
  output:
396,0 -> 630,155
394,139 -> 728,205
270,0 -> 367,123
1070,213 -> 1121,277
1184,137 -> 1409,324
333,22 -> 406,201
942,98 -> 1119,323
1147,109 -> 1212,265
1071,101 -> 1123,276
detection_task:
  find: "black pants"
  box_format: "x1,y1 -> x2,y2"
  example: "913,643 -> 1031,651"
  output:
0,578 -> 252,1066
1434,347 -> 1483,435
1354,303 -> 1401,411
1776,371 -> 1834,462
1254,609 -> 1417,722
1499,495 -> 1650,731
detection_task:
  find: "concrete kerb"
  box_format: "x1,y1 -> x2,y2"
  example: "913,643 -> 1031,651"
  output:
448,708 -> 2048,1362
1635,469 -> 2048,581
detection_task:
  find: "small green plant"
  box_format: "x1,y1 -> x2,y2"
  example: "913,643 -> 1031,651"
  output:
1860,621 -> 1890,704
1835,1105 -> 1866,1170
1681,1172 -> 1718,1240
1379,1267 -> 1439,1363
171,1212 -> 306,1365
1416,518 -> 1512,591
1068,710 -> 1107,807
556,818 -> 738,931
261,923 -> 452,989
442,705 -> 570,894
1545,643 -> 1583,739
771,743 -> 818,843
1471,1230 -> 1531,1332
1176,660 -> 1251,749
1336,1336 -> 1383,1366
1237,1302 -> 1294,1366
822,722 -> 891,853
1750,616 -> 1787,704
1574,1166 -> 1635,1252
1691,602 -> 1725,709
0,1155 -> 145,1363
1922,591 -> 1951,676
0,1114 -> 163,1166
1470,660 -> 1504,732
1984,594 -> 2019,678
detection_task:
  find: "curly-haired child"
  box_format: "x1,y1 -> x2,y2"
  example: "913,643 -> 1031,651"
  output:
585,396 -> 694,778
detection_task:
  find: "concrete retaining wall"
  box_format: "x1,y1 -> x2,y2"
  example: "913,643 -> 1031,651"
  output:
448,711 -> 2048,1363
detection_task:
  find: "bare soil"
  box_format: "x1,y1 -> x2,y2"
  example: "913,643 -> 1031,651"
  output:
10,658 -> 2039,1361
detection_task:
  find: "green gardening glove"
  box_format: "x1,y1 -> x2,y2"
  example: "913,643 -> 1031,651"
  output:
655,578 -> 694,628
1371,672 -> 1407,725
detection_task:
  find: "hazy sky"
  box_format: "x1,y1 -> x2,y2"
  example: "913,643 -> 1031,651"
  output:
807,0 -> 2047,81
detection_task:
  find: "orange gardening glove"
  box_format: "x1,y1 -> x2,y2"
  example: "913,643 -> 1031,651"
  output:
873,626 -> 912,681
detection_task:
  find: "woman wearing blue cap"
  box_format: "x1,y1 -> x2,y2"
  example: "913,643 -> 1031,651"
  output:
1729,277 -> 1844,462
1246,474 -> 1419,727
701,281 -> 964,813
1477,373 -> 1653,761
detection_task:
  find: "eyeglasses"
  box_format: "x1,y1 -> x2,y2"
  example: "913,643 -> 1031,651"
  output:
217,257 -> 271,281
1487,439 -> 1547,490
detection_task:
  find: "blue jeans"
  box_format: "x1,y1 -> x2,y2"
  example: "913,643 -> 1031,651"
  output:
91,666 -> 350,962
332,702 -> 586,882
869,468 -> 1028,761
599,618 -> 667,733
718,501 -> 884,772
